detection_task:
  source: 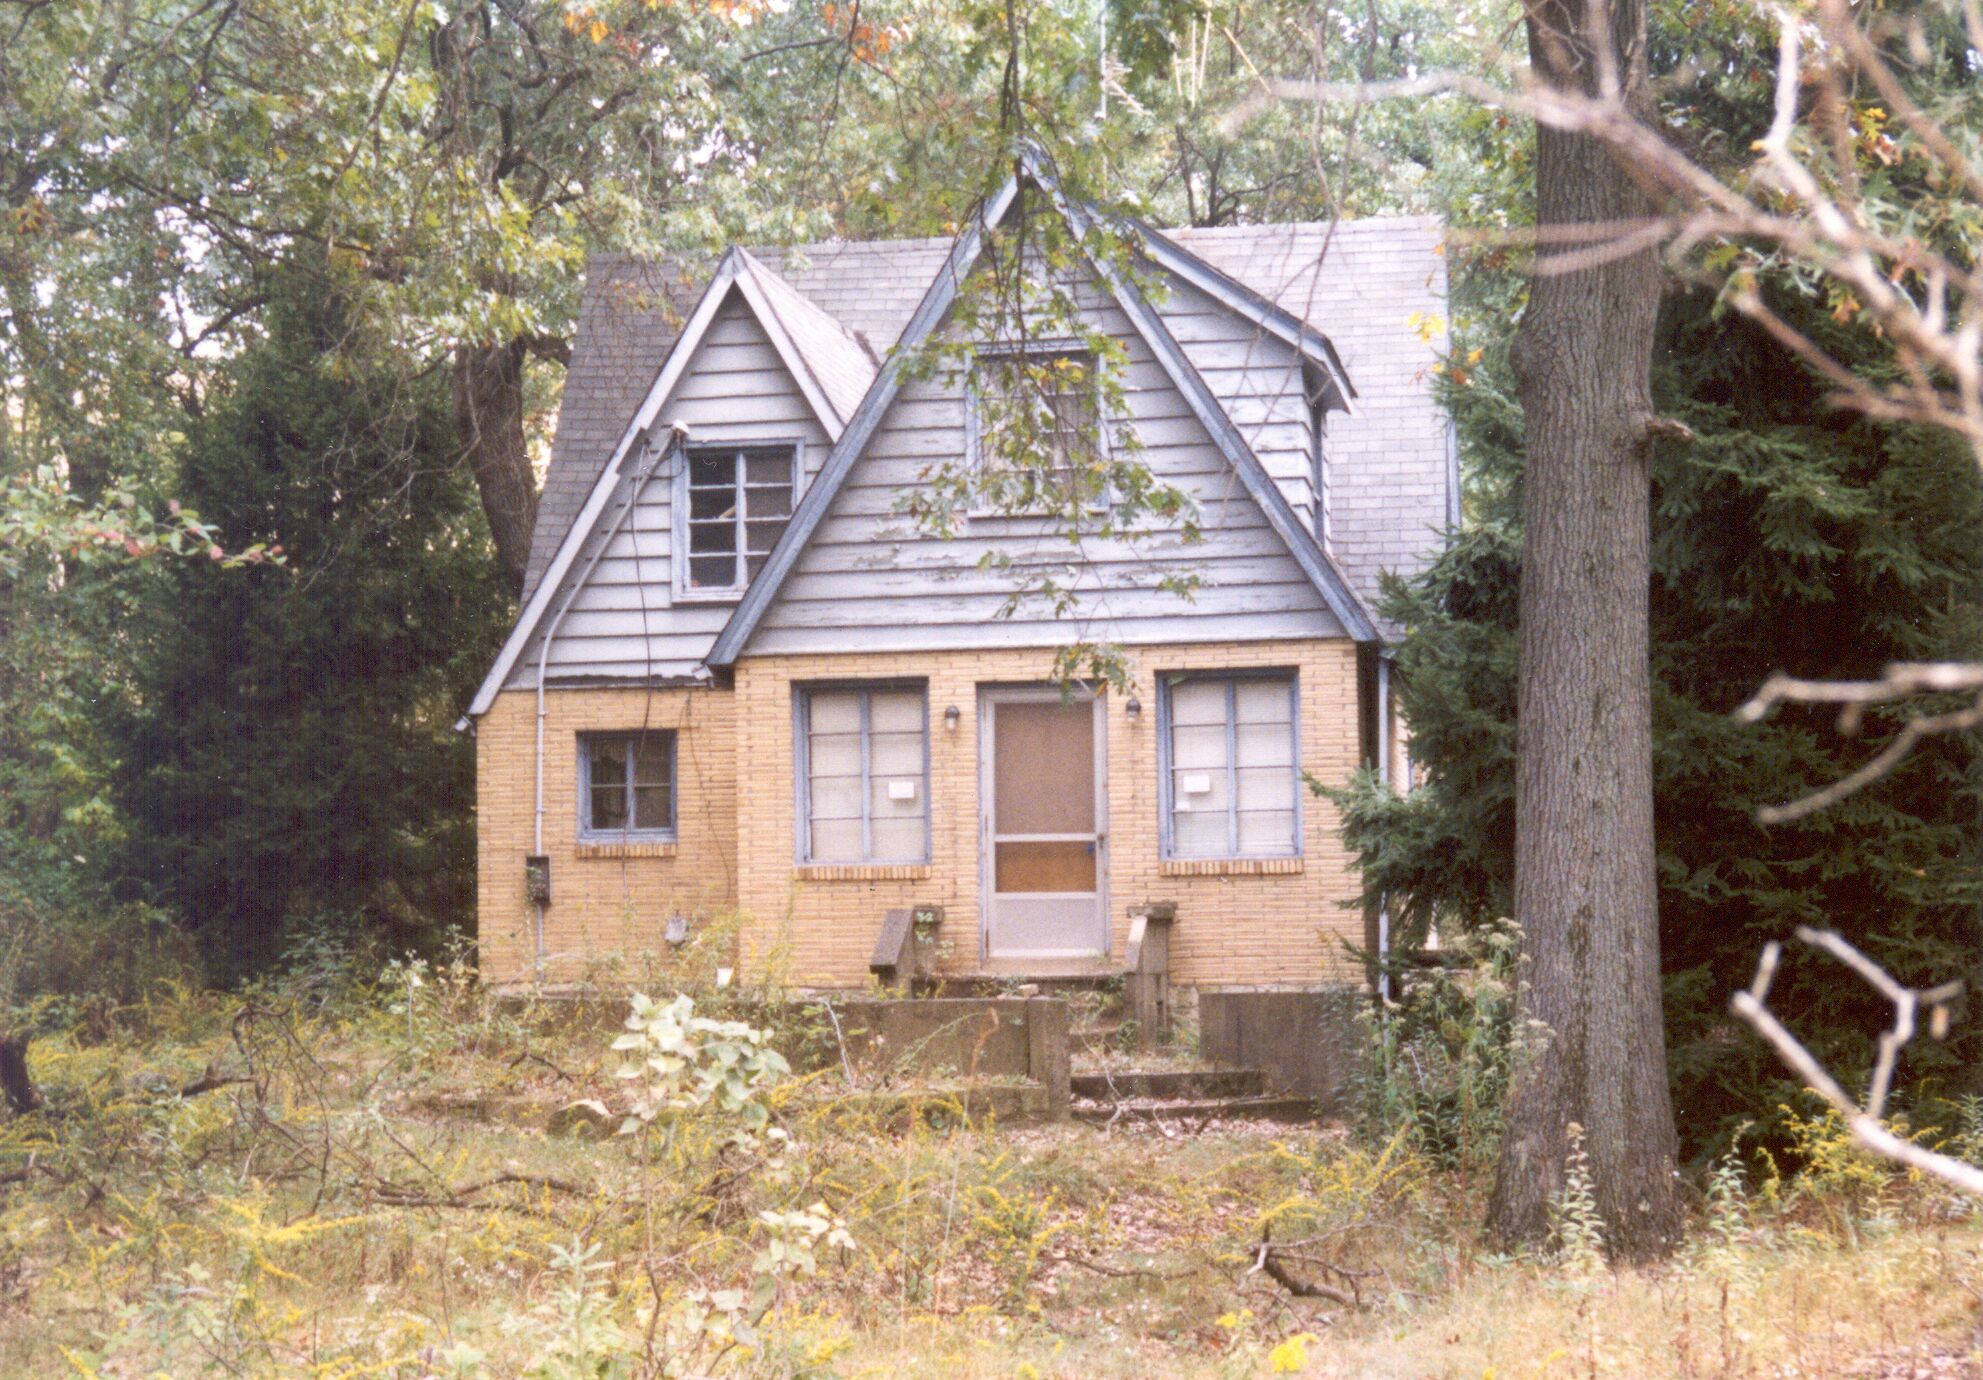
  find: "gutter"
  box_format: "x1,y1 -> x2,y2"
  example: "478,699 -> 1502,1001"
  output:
1376,651 -> 1394,1003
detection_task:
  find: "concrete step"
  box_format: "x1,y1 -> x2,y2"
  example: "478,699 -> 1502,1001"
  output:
1070,1068 -> 1266,1101
937,973 -> 1126,1002
1071,1093 -> 1317,1125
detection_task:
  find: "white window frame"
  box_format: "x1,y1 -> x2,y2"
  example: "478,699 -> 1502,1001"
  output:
793,682 -> 932,865
577,730 -> 679,843
1157,670 -> 1303,860
672,440 -> 803,602
965,339 -> 1112,518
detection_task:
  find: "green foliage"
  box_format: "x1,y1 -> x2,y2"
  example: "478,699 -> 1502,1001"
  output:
609,991 -> 792,1142
1549,1123 -> 1606,1275
1334,253 -> 1983,1162
102,270 -> 511,976
1357,920 -> 1527,1175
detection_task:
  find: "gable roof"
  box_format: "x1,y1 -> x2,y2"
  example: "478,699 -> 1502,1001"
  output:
704,148 -> 1379,667
522,239 -> 954,597
1168,216 -> 1457,587
468,247 -> 875,718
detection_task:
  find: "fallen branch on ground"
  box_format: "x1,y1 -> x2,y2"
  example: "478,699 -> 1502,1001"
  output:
369,1169 -> 596,1210
1248,1228 -> 1370,1307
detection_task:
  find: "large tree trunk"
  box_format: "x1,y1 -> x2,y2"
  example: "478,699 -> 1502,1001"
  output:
453,339 -> 538,593
1486,0 -> 1683,1260
0,1033 -> 41,1115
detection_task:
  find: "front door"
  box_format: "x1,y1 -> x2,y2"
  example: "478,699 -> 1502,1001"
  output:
980,687 -> 1108,960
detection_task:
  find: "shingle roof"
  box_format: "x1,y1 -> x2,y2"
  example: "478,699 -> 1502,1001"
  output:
736,248 -> 878,424
523,218 -> 1450,613
1170,216 -> 1454,623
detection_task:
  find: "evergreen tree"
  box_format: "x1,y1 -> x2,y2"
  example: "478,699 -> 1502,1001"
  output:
108,272 -> 512,977
1338,268 -> 1983,1161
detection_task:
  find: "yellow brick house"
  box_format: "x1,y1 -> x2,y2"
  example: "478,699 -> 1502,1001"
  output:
465,149 -> 1451,993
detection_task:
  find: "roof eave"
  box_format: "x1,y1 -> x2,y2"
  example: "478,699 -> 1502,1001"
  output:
1128,217 -> 1359,410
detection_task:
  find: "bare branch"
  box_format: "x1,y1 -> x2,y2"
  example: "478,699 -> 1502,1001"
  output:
1734,663 -> 1983,822
1730,928 -> 1982,1197
1241,6 -> 1983,458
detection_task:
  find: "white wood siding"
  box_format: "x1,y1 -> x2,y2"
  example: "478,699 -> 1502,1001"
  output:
751,282 -> 1345,655
507,291 -> 835,687
1154,277 -> 1318,532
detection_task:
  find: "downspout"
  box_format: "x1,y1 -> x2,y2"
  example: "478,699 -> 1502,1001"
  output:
529,420 -> 689,974
1375,651 -> 1393,1004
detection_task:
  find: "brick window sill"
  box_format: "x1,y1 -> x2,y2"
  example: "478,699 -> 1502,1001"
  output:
575,841 -> 678,860
1160,856 -> 1304,877
796,863 -> 933,882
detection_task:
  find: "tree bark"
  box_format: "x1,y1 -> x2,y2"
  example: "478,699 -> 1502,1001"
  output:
0,1033 -> 41,1114
453,339 -> 538,593
1486,0 -> 1683,1259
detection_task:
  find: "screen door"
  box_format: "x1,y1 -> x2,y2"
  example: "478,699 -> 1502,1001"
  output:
980,687 -> 1108,958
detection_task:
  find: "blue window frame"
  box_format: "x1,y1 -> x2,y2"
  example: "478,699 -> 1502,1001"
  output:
578,731 -> 677,841
1158,671 -> 1301,859
795,683 -> 930,864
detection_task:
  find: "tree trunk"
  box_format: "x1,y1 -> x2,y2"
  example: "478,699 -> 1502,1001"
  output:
1486,0 -> 1683,1260
0,1033 -> 41,1115
453,339 -> 538,593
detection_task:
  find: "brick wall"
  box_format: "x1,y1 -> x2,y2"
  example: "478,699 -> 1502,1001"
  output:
479,640 -> 1367,988
477,686 -> 738,981
730,639 -> 1365,989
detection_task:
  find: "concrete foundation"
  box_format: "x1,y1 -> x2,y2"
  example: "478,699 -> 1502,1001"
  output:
1197,984 -> 1365,1111
827,995 -> 1070,1120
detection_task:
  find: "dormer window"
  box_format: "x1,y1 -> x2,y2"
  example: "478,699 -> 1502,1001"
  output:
968,343 -> 1107,513
678,442 -> 798,597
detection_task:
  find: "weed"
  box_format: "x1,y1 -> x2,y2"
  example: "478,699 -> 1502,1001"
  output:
1550,1122 -> 1606,1275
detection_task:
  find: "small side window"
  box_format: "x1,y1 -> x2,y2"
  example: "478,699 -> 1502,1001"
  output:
1310,396 -> 1329,544
579,731 -> 677,840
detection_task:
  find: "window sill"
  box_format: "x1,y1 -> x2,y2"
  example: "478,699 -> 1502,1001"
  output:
1160,856 -> 1304,877
796,863 -> 933,882
672,588 -> 744,605
576,840 -> 679,860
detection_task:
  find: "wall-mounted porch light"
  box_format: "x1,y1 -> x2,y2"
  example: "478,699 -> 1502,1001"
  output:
943,704 -> 961,730
1125,696 -> 1143,721
665,915 -> 690,947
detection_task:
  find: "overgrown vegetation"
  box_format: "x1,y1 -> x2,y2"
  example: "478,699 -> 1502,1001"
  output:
103,270 -> 511,976
3,941 -> 1981,1376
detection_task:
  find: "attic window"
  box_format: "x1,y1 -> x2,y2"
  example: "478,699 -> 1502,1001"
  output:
678,443 -> 797,596
968,343 -> 1106,512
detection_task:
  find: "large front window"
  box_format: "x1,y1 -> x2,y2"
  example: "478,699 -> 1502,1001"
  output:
680,443 -> 797,595
797,685 -> 929,864
1161,672 -> 1300,858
